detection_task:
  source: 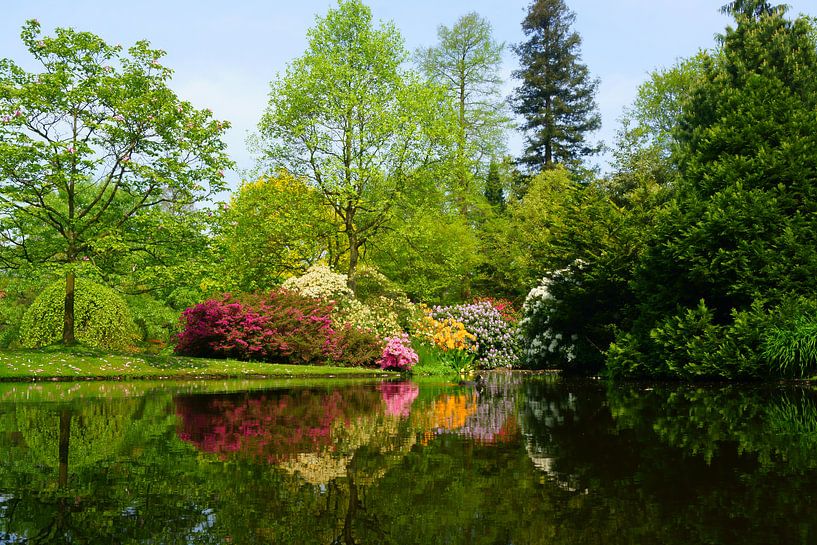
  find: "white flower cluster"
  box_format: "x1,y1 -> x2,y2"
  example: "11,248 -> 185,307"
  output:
335,298 -> 402,338
519,265 -> 579,367
281,264 -> 354,301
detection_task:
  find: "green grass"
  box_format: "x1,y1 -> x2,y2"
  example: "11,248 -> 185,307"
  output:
0,345 -> 395,381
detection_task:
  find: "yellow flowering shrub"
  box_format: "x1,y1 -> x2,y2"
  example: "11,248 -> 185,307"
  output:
415,313 -> 477,353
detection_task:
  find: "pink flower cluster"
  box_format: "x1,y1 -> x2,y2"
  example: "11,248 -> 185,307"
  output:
378,334 -> 418,371
175,290 -> 342,364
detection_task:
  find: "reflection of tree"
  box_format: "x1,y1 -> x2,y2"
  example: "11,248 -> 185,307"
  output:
17,399 -> 136,472
4,377 -> 817,543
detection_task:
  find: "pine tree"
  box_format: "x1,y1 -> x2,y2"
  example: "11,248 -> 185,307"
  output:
484,159 -> 505,210
512,0 -> 601,171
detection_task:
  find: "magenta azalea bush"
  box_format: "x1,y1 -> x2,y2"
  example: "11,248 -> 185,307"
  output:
378,333 -> 419,371
175,290 -> 344,364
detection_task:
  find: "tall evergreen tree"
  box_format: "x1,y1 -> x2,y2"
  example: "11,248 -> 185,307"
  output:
484,159 -> 505,210
613,1 -> 817,379
511,0 -> 601,171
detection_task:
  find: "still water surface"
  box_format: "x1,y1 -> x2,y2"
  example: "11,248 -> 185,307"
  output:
0,373 -> 815,544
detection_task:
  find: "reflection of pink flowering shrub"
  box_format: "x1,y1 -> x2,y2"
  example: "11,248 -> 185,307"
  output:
378,381 -> 419,417
378,334 -> 418,371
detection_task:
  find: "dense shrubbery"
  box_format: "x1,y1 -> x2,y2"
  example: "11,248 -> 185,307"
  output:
21,278 -> 138,350
127,295 -> 180,344
175,290 -> 383,366
283,264 -> 410,339
177,290 -> 336,363
430,301 -> 520,369
281,264 -> 354,301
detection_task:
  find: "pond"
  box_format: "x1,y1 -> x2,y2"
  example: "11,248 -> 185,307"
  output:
0,373 -> 815,544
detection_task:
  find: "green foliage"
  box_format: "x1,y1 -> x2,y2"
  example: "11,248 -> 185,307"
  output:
258,0 -> 452,279
410,341 -> 465,376
607,3 -> 817,379
126,294 -> 179,344
625,53 -> 707,158
483,160 -> 506,210
417,11 -> 509,217
371,206 -> 481,304
213,173 -> 331,293
0,272 -> 46,349
20,278 -> 137,350
763,316 -> 817,378
511,0 -> 601,169
0,20 -> 231,343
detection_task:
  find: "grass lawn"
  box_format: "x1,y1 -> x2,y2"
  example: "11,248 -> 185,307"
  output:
0,345 -> 396,381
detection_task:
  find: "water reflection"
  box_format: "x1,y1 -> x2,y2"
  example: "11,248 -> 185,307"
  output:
0,375 -> 816,543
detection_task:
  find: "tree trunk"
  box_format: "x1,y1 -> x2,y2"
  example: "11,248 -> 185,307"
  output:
345,204 -> 359,291
347,234 -> 359,292
62,270 -> 76,346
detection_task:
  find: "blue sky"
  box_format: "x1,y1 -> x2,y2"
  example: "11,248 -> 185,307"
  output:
2,0 -> 814,183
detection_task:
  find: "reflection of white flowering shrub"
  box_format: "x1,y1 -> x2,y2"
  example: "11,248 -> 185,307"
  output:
281,265 -> 354,301
519,266 -> 580,368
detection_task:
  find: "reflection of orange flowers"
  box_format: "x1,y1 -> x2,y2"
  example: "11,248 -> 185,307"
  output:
413,393 -> 478,445
416,315 -> 477,352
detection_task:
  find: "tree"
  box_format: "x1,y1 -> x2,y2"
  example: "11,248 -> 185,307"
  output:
213,172 -> 331,293
0,20 -> 231,345
511,0 -> 601,171
483,159 -> 505,210
258,0 -> 451,289
613,1 -> 817,379
417,12 -> 509,216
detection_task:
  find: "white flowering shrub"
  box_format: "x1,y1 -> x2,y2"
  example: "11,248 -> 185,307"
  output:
283,264 -> 406,340
519,265 -> 581,369
281,265 -> 354,302
335,298 -> 402,339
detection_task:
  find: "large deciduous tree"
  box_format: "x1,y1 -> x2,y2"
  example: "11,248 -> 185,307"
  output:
258,0 -> 450,289
214,172 -> 331,293
0,20 -> 231,345
512,0 -> 601,171
416,12 -> 509,217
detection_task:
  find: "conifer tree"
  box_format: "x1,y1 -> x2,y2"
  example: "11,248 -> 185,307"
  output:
484,160 -> 505,210
511,0 -> 601,171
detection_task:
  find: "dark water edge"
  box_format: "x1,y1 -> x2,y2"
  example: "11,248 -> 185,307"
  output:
0,373 -> 815,544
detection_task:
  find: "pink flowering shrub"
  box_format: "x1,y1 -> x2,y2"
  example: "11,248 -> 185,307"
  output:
378,333 -> 419,371
175,290 -> 344,364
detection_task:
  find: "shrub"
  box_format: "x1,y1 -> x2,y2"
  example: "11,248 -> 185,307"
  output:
281,264 -> 353,302
175,290 -> 341,364
21,277 -> 138,350
764,317 -> 817,378
431,302 -> 520,369
519,268 -> 580,370
473,297 -> 520,324
378,334 -> 418,371
608,299 -> 769,380
0,274 -> 44,349
127,295 -> 180,344
335,324 -> 384,367
334,298 -> 402,339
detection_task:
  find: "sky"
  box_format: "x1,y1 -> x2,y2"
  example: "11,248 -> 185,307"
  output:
2,0 -> 815,186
